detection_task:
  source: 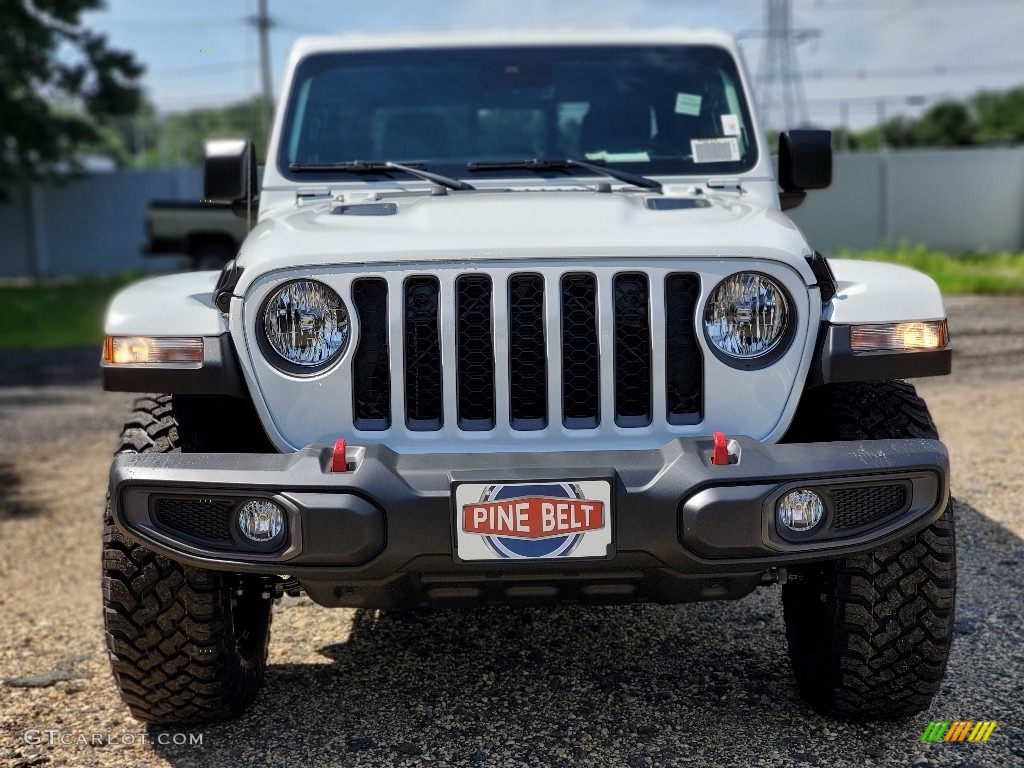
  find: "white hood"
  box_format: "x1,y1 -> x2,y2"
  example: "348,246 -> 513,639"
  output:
235,190 -> 817,288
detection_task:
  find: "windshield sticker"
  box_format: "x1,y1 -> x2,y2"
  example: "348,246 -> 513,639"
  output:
674,92 -> 703,116
585,150 -> 651,163
721,114 -> 741,136
691,138 -> 741,163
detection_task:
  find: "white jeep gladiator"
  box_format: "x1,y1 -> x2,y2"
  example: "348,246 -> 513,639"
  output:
100,29 -> 955,725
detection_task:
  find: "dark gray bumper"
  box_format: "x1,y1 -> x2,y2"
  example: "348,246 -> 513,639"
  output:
109,436 -> 949,608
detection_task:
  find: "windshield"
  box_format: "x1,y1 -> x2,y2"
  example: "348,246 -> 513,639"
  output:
278,45 -> 759,181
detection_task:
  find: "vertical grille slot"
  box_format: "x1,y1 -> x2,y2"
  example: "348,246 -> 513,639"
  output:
561,273 -> 600,429
613,273 -> 652,427
404,276 -> 443,430
352,278 -> 390,430
664,273 -> 703,424
456,275 -> 495,430
508,274 -> 547,430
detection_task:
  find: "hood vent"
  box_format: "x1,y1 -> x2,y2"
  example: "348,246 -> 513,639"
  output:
331,202 -> 398,216
645,198 -> 710,211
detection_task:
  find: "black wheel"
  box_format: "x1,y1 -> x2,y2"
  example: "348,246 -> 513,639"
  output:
781,381 -> 956,719
102,395 -> 274,724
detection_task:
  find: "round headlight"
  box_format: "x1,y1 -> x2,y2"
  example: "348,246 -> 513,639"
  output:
263,280 -> 349,369
704,272 -> 790,360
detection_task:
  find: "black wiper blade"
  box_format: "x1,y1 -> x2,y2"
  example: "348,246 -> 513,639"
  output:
290,160 -> 416,173
289,160 -> 474,191
466,158 -> 662,192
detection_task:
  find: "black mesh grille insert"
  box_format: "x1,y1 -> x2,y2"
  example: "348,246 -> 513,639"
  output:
614,273 -> 652,427
456,275 -> 495,430
561,273 -> 600,428
831,485 -> 909,529
404,276 -> 443,430
508,274 -> 547,430
664,273 -> 703,424
352,278 -> 390,430
153,497 -> 234,542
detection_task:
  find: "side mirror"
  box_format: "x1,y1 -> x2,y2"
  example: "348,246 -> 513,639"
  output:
204,139 -> 258,219
778,130 -> 832,211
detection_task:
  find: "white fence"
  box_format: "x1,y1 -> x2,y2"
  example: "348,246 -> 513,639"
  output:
790,147 -> 1024,254
1,148 -> 1023,279
0,168 -> 201,279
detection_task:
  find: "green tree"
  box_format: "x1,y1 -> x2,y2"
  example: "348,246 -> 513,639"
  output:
157,97 -> 265,168
913,101 -> 976,147
0,0 -> 143,182
972,86 -> 1024,146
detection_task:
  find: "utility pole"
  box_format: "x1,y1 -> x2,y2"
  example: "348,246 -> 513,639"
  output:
742,0 -> 821,131
251,0 -> 275,143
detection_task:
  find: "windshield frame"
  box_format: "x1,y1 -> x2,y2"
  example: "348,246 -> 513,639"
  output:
275,44 -> 761,184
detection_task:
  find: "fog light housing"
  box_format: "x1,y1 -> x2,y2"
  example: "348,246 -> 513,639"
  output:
237,500 -> 285,544
777,489 -> 825,532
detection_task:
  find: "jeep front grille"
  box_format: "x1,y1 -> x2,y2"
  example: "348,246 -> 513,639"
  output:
456,275 -> 496,431
561,273 -> 600,428
508,274 -> 547,430
614,273 -> 653,428
352,278 -> 391,430
665,273 -> 703,424
349,271 -> 703,433
403,276 -> 443,430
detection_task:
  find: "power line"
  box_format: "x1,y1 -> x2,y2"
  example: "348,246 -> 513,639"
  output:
773,61 -> 1024,82
97,16 -> 245,29
744,0 -> 821,129
795,0 -> 1021,7
159,60 -> 259,79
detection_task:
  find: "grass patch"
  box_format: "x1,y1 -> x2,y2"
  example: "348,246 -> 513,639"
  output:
0,275 -> 138,349
838,244 -> 1024,294
2,246 -> 1022,349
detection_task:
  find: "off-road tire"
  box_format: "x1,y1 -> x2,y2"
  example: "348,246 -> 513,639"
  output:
781,381 -> 956,719
102,395 -> 274,724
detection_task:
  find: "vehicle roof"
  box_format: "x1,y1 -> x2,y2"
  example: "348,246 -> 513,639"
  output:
287,27 -> 739,60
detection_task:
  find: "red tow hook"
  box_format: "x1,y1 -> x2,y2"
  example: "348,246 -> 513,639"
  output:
331,438 -> 348,473
711,431 -> 730,466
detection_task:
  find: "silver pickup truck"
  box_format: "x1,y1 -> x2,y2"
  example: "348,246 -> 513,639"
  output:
144,200 -> 248,270
100,28 -> 954,725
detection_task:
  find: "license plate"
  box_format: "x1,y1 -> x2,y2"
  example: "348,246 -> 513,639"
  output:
453,480 -> 613,561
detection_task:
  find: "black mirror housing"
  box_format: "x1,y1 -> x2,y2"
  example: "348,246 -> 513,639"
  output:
204,139 -> 258,207
778,130 -> 832,194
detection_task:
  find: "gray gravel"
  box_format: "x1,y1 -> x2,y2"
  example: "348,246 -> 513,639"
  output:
1,295 -> 1022,767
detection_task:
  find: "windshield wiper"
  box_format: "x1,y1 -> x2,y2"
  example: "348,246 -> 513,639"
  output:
289,160 -> 474,191
466,158 -> 662,193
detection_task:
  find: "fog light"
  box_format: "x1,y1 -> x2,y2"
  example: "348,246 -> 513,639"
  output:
237,500 -> 285,543
777,490 -> 824,532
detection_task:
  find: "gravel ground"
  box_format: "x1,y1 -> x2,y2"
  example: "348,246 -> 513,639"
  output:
1,295 -> 1022,768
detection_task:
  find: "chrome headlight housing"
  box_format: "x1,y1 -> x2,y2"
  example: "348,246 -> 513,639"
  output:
262,280 -> 350,372
703,272 -> 792,365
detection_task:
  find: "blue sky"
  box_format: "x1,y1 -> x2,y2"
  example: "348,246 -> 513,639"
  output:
84,0 -> 1024,129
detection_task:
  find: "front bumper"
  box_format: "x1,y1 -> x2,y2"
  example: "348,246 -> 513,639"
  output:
109,436 -> 948,608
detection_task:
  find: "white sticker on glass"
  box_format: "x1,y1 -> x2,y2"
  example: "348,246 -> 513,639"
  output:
585,150 -> 651,163
721,114 -> 741,136
691,138 -> 741,163
675,93 -> 702,116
